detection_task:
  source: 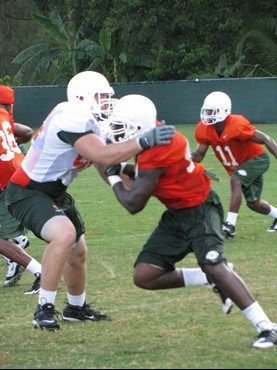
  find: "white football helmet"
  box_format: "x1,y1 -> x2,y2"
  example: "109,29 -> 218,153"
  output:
200,91 -> 231,125
108,94 -> 157,143
67,71 -> 117,119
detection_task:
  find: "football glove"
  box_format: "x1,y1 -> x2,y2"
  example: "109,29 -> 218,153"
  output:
104,164 -> 121,177
138,125 -> 175,149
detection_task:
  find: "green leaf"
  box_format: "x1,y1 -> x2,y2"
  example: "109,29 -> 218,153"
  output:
99,27 -> 112,53
32,13 -> 70,48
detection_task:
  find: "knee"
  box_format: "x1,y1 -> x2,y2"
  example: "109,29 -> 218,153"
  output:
69,238 -> 87,267
77,244 -> 87,264
133,269 -> 151,290
247,200 -> 257,211
59,228 -> 77,249
230,175 -> 241,190
43,218 -> 77,248
202,263 -> 224,283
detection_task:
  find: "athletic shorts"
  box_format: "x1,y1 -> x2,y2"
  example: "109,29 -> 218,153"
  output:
0,189 -> 26,239
5,182 -> 85,242
134,190 -> 226,270
234,152 -> 270,202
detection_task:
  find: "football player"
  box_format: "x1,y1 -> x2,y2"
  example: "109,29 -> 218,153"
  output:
104,94 -> 277,349
5,71 -> 175,331
0,85 -> 41,293
192,91 -> 277,240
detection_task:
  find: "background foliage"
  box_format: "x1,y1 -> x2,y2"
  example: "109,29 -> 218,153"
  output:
0,0 -> 276,85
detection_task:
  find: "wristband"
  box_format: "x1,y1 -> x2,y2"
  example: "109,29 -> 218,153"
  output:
108,175 -> 122,188
120,162 -> 128,175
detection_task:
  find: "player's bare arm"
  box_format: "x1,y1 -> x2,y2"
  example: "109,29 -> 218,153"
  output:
251,130 -> 277,159
191,143 -> 209,162
75,125 -> 175,167
14,122 -> 33,144
106,167 -> 166,214
75,133 -> 144,166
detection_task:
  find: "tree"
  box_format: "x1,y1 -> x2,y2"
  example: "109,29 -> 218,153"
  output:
12,13 -> 104,85
234,18 -> 277,77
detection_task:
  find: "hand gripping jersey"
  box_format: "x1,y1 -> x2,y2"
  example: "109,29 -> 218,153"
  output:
195,115 -> 265,176
0,108 -> 24,188
137,131 -> 211,209
11,102 -> 104,188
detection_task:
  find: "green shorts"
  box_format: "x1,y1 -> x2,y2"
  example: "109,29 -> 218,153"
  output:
5,183 -> 85,242
0,189 -> 27,239
234,152 -> 270,202
134,190 -> 227,270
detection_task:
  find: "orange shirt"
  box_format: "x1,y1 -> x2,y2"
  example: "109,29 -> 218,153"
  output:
0,108 -> 24,188
137,131 -> 211,209
195,115 -> 265,176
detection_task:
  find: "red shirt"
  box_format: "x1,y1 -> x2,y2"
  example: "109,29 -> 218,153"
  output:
195,115 -> 265,176
0,108 -> 24,188
137,131 -> 211,209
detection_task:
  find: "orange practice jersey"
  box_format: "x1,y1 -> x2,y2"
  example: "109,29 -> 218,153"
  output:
195,115 -> 265,176
137,131 -> 211,209
0,108 -> 24,188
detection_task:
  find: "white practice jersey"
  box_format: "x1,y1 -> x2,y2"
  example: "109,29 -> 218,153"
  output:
21,102 -> 105,186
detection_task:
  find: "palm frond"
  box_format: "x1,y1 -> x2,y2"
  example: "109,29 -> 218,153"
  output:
86,57 -> 103,70
48,12 -> 70,40
12,43 -> 51,64
32,13 -> 70,48
99,27 -> 112,53
14,48 -> 59,82
76,39 -> 104,55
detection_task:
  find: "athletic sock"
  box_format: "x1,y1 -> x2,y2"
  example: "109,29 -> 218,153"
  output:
267,205 -> 277,218
180,268 -> 208,287
242,301 -> 273,333
226,212 -> 238,226
39,288 -> 57,306
26,258 -> 41,276
67,292 -> 86,307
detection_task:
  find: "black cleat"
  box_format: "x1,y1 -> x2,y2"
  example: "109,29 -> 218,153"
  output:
24,274 -> 41,295
222,221 -> 236,240
62,302 -> 112,322
33,303 -> 60,331
266,219 -> 277,233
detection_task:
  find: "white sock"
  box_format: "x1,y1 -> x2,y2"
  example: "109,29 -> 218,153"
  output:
226,212 -> 238,226
39,288 -> 57,306
267,206 -> 277,218
180,268 -> 208,287
67,292 -> 86,307
26,258 -> 41,276
242,301 -> 273,333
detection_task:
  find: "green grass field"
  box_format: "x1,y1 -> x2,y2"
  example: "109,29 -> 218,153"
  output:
0,124 -> 276,369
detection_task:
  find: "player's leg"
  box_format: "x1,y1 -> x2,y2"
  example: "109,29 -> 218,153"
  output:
133,195 -> 233,313
62,235 -> 111,322
6,185 -> 76,330
223,174 -> 242,240
224,153 -> 271,239
198,190 -> 276,348
245,179 -> 277,233
0,191 -> 41,288
203,262 -> 277,348
237,153 -> 277,232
